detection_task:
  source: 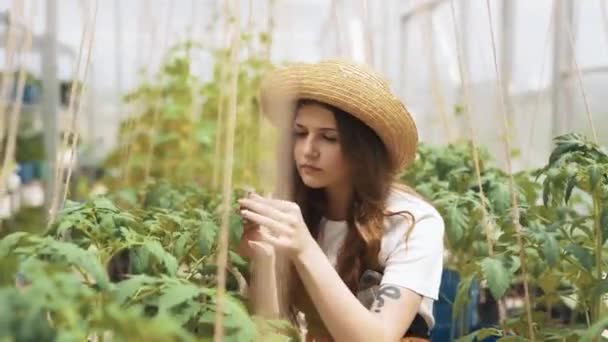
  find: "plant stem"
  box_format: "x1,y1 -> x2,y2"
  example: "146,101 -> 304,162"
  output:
592,193 -> 603,325
186,255 -> 207,280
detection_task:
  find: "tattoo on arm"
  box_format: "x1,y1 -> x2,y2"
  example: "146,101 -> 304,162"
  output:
371,285 -> 401,313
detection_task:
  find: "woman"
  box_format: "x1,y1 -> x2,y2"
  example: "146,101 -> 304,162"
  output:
237,60 -> 444,342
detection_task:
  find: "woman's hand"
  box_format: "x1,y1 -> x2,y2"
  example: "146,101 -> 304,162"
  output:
237,215 -> 276,261
238,194 -> 316,259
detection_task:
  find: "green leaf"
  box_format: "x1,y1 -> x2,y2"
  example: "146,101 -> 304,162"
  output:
130,247 -> 150,274
455,327 -> 503,342
58,200 -> 85,215
564,175 -> 576,204
444,204 -> 466,243
0,232 -> 29,258
590,278 -> 608,299
115,188 -> 138,206
158,282 -> 201,311
537,270 -> 561,294
580,315 -> 608,342
542,232 -> 560,267
229,213 -> 244,248
173,302 -> 202,325
588,164 -> 603,191
601,207 -> 608,246
55,218 -> 76,238
39,239 -> 110,289
542,178 -> 551,206
199,220 -> 217,256
452,274 -> 474,325
114,274 -> 158,304
252,316 -> 301,342
566,244 -> 593,272
223,295 -> 256,341
144,240 -> 178,276
228,251 -> 247,269
93,197 -> 119,212
488,181 -> 511,214
173,231 -> 192,261
480,257 -> 511,298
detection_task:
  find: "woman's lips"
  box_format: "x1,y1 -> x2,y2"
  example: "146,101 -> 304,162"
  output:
300,164 -> 322,173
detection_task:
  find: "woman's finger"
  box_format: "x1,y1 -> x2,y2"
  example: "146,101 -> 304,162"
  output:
239,198 -> 293,224
250,194 -> 297,213
240,209 -> 292,236
257,229 -> 287,249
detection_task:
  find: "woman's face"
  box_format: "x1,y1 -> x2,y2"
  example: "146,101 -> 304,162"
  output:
293,104 -> 352,189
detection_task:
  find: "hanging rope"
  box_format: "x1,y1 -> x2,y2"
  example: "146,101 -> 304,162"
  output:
485,1 -> 536,339
214,0 -> 241,340
524,10 -> 553,166
330,0 -> 345,57
362,0 -> 374,64
563,5 -> 598,144
50,0 -> 89,204
0,1 -> 35,195
185,0 -> 205,183
423,11 -> 453,143
448,0 -> 506,325
61,0 -> 99,206
601,0 -> 608,52
212,2 -> 232,192
119,0 -> 153,187
0,0 -> 20,154
142,2 -> 175,184
48,0 -> 98,226
256,0 -> 276,189
262,0 -> 275,59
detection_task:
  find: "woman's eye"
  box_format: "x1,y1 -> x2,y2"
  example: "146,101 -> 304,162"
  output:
293,131 -> 307,137
324,135 -> 338,142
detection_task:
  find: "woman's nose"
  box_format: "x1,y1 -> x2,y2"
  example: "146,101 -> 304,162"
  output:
303,137 -> 319,158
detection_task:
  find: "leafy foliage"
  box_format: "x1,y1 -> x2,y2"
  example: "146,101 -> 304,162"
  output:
401,134 -> 608,340
0,181 -> 299,341
103,39 -> 276,192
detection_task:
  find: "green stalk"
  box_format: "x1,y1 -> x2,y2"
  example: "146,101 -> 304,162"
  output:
592,192 -> 603,325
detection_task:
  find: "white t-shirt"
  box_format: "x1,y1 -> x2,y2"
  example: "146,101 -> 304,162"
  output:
317,188 -> 445,328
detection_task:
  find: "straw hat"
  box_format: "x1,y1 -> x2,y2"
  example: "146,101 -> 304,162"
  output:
259,59 -> 418,172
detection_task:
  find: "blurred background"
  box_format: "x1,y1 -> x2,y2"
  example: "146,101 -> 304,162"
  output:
1,1 -> 607,340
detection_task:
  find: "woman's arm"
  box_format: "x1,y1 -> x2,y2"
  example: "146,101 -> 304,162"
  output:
248,247 -> 280,318
237,222 -> 280,318
294,243 -> 422,342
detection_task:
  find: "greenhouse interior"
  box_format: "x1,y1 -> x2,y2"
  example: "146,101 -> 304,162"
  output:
1,0 -> 607,341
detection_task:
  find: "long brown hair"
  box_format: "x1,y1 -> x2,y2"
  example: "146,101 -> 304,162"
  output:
287,99 -> 420,323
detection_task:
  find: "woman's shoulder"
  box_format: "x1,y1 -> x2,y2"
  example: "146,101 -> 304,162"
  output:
378,185 -> 445,267
380,185 -> 445,245
385,186 -> 442,222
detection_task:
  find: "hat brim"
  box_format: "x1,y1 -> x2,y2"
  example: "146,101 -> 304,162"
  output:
259,60 -> 418,172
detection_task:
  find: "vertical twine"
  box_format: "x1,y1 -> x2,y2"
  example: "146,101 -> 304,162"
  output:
485,1 -> 535,339
214,0 -> 240,340
422,11 -> 452,143
448,0 -> 507,326
61,0 -> 99,206
0,1 -> 30,195
47,0 -> 97,226
142,2 -> 175,184
524,8 -> 553,166
563,5 -> 598,144
362,0 -> 374,65
120,0 -> 153,187
0,0 -> 20,147
212,2 -> 233,191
